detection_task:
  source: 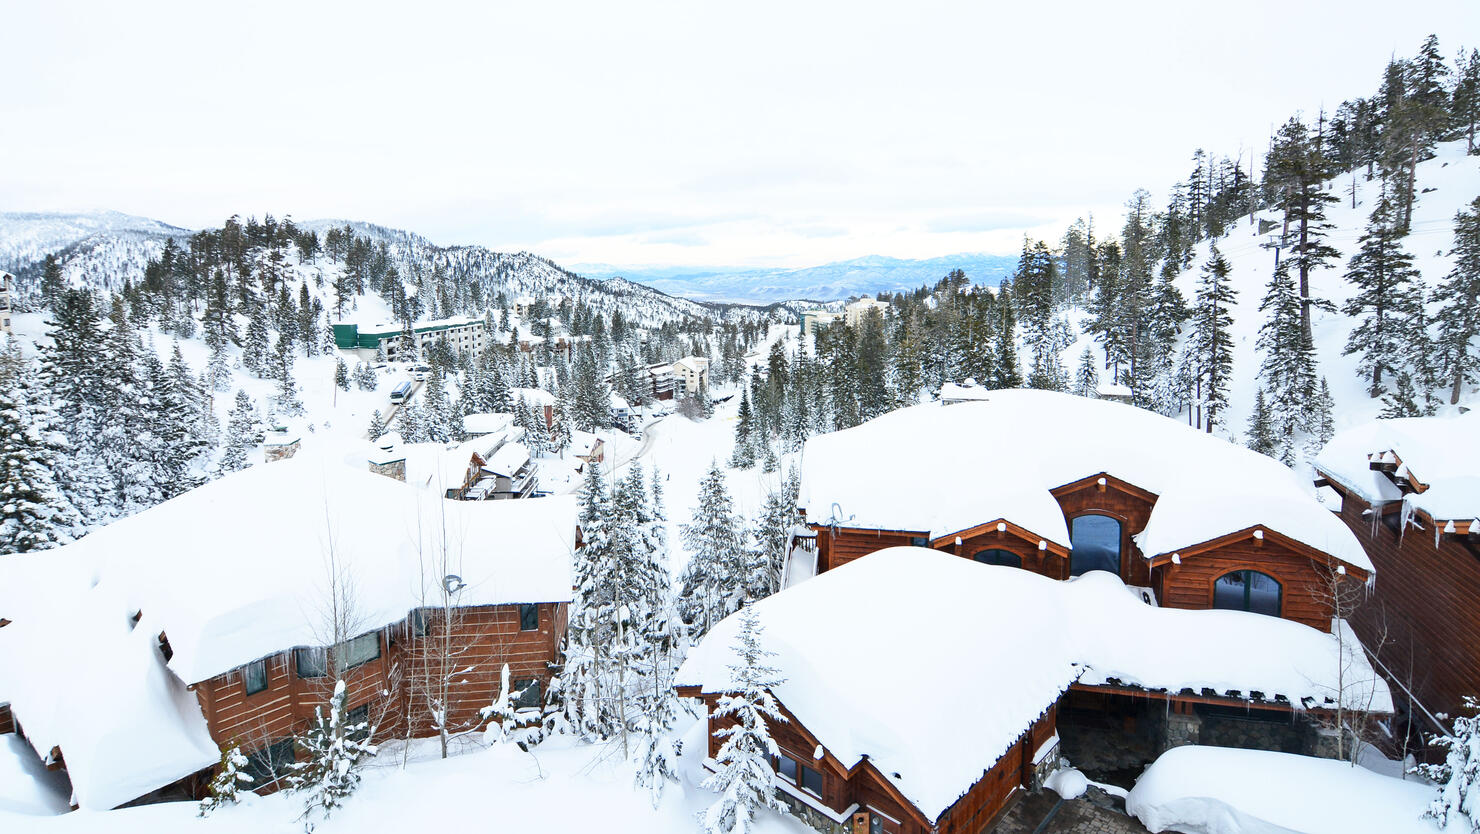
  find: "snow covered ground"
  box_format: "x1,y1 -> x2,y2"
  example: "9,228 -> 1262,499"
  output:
0,718 -> 811,834
1126,746 -> 1441,834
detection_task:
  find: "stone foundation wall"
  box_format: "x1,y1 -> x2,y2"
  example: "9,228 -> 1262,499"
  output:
775,789 -> 849,834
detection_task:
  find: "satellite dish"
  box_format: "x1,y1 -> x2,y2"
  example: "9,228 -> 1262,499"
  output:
443,574 -> 466,595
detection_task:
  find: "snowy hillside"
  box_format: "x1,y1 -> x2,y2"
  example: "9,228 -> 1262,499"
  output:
1156,139 -> 1478,443
0,211 -> 786,327
576,252 -> 1017,304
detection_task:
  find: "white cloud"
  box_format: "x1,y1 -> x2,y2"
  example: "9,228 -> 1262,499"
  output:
1,0 -> 1472,268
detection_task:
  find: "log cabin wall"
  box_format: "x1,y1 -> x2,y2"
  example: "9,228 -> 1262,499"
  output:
194,601 -> 567,779
1155,534 -> 1344,632
0,703 -> 14,734
813,526 -> 924,572
398,601 -> 564,736
1050,474 -> 1157,586
1331,487 -> 1480,728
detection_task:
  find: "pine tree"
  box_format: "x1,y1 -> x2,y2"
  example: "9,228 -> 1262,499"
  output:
334,356 -> 350,391
678,463 -> 749,637
1072,346 -> 1099,398
365,409 -> 385,442
241,306 -> 271,376
395,399 -> 427,444
39,253 -> 65,310
1342,185 -> 1424,397
1434,198 -> 1480,404
1256,260 -> 1320,461
730,391 -> 756,469
1265,118 -> 1343,343
197,743 -> 253,817
421,371 -> 456,443
289,679 -> 375,820
0,379 -> 81,553
1245,389 -> 1278,458
1308,378 -> 1337,454
219,390 -> 256,475
1185,246 -> 1238,432
989,294 -> 1023,389
1420,696 -> 1480,831
270,334 -> 303,416
1453,48 -> 1480,155
1379,371 -> 1423,418
700,603 -> 786,834
755,470 -> 800,599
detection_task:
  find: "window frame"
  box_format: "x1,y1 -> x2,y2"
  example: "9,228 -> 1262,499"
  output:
1069,513 -> 1123,577
798,761 -> 824,796
243,658 -> 268,695
1212,569 -> 1283,617
519,603 -> 539,632
295,647 -> 327,679
242,738 -> 295,787
972,548 -> 1022,568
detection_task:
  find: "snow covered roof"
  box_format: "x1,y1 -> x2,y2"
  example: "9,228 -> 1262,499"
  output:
513,387 -> 556,406
0,583 -> 219,810
676,548 -> 1390,824
938,380 -> 992,402
1316,411 -> 1480,524
483,442 -> 531,478
463,411 -> 516,436
0,442 -> 577,688
673,355 -> 709,373
799,390 -> 1371,572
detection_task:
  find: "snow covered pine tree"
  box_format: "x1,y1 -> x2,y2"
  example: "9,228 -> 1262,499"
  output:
700,602 -> 786,834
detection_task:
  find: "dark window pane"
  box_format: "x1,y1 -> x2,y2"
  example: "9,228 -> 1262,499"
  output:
411,609 -> 429,637
345,703 -> 370,741
1070,515 -> 1122,577
1212,570 -> 1282,617
242,739 -> 295,786
1247,571 -> 1282,616
972,549 -> 1022,568
909,537 -> 928,548
295,647 -> 326,678
520,604 -> 539,631
777,755 -> 798,782
343,632 -> 380,670
800,763 -> 823,795
513,677 -> 542,709
244,658 -> 268,695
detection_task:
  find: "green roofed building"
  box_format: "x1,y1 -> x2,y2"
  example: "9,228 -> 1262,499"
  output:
333,316 -> 487,360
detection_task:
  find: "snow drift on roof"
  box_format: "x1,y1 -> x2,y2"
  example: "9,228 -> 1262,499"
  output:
799,390 -> 1370,570
675,547 -> 1388,823
0,441 -> 576,687
1317,411 -> 1480,522
0,583 -> 219,810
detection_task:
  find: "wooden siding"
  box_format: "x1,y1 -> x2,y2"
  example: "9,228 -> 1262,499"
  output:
1050,473 -> 1157,586
1154,533 -> 1347,632
1329,485 -> 1480,727
193,601 -> 567,788
813,525 -> 925,572
0,703 -> 13,735
941,522 -> 1067,580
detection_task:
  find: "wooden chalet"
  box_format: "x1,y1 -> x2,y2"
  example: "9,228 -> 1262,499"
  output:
1313,411 -> 1480,744
798,391 -> 1374,634
676,549 -> 1388,834
0,447 -> 579,810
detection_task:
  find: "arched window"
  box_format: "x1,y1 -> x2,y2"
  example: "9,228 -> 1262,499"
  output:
1070,514 -> 1121,577
972,549 -> 1022,568
1213,570 -> 1282,617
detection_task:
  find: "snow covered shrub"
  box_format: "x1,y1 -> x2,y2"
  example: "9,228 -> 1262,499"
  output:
197,742 -> 253,816
1421,696 -> 1480,831
289,679 -> 376,820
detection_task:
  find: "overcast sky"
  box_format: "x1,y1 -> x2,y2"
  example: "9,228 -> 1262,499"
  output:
2,2 -> 1475,268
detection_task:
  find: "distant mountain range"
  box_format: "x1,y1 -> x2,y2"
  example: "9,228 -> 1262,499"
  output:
571,253 -> 1018,304
0,210 -> 1016,310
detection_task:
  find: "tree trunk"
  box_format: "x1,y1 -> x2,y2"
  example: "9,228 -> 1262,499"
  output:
1453,370 -> 1465,406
